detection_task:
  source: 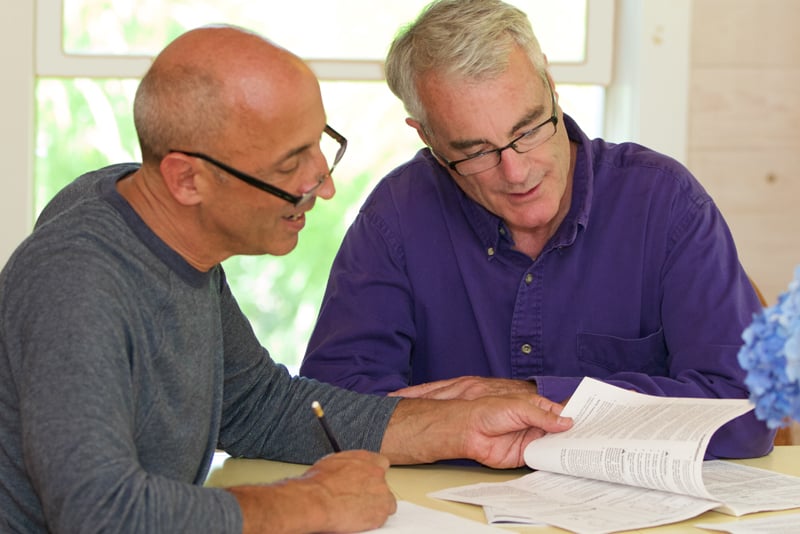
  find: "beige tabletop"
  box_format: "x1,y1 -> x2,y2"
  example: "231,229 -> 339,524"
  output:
205,445 -> 800,532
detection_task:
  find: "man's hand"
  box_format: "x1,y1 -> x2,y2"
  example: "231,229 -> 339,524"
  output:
458,394 -> 566,467
390,376 -> 537,400
381,394 -> 571,468
229,450 -> 395,534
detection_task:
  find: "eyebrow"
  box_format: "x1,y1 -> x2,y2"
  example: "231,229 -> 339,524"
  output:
271,142 -> 313,169
448,102 -> 548,152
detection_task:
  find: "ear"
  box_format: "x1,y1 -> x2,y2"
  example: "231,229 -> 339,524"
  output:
405,117 -> 431,146
159,153 -> 203,207
405,117 -> 451,169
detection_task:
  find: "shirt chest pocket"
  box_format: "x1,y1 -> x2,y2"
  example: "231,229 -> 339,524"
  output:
576,328 -> 668,377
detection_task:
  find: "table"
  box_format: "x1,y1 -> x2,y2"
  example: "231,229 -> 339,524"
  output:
205,445 -> 800,532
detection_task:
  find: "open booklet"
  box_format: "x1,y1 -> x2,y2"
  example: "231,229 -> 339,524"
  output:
430,377 -> 800,534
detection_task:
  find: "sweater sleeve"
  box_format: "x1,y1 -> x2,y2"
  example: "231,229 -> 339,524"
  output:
216,275 -> 400,462
1,239 -> 243,533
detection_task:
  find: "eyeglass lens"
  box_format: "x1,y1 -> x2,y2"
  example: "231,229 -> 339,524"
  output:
454,120 -> 556,176
320,130 -> 344,174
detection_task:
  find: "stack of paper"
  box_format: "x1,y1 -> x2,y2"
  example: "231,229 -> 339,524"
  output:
430,378 -> 800,534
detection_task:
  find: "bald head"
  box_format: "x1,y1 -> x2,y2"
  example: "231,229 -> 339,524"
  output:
134,25 -> 319,164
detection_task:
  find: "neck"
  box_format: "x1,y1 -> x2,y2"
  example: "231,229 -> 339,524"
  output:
116,168 -> 222,272
510,141 -> 577,259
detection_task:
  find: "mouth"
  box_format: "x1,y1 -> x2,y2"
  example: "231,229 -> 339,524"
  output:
509,181 -> 542,197
285,213 -> 304,221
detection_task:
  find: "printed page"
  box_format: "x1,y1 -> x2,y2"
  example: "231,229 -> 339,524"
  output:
361,500 -> 515,534
702,461 -> 800,516
429,461 -> 800,532
430,470 -> 720,534
523,378 -> 753,498
696,512 -> 800,533
428,380 -> 795,532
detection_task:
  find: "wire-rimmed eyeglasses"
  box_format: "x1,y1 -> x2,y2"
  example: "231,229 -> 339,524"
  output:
433,85 -> 558,177
171,124 -> 347,207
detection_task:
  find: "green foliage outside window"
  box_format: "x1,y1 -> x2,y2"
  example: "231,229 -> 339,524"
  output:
35,77 -> 420,369
37,0 -> 598,370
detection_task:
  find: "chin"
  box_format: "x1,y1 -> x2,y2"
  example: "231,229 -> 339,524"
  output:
266,239 -> 300,257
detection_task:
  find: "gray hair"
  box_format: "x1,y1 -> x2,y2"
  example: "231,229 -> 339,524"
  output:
385,0 -> 548,126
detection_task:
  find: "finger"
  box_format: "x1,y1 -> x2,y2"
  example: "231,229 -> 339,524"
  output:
530,394 -> 565,415
506,400 -> 572,433
534,409 -> 573,431
413,383 -> 470,400
389,379 -> 458,398
388,384 -> 432,398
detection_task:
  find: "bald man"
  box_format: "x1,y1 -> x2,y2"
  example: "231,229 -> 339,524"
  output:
0,26 -> 571,533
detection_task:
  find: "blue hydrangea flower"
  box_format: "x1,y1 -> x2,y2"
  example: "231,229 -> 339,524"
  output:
738,267 -> 800,428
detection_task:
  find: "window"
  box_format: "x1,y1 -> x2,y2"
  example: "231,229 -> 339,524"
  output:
28,0 -> 613,371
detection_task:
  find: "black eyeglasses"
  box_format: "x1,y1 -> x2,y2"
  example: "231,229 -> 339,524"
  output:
434,84 -> 558,177
171,125 -> 347,207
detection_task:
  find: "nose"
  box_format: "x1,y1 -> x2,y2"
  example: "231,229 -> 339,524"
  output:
297,152 -> 337,205
497,146 -> 529,184
315,172 -> 336,200
313,143 -> 337,200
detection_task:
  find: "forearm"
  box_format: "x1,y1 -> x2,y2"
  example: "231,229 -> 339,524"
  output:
380,396 -> 572,467
378,398 -> 465,464
220,293 -> 397,462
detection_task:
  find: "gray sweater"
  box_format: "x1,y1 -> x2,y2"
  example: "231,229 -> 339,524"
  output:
0,164 -> 398,533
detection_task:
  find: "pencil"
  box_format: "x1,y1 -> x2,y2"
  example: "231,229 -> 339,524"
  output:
311,400 -> 342,452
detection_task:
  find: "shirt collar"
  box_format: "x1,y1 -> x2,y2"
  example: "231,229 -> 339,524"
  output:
552,113 -> 593,249
101,169 -> 215,288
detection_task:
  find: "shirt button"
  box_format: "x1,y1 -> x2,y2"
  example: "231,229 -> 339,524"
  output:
487,247 -> 495,256
521,343 -> 532,354
525,274 -> 533,284
499,227 -> 506,235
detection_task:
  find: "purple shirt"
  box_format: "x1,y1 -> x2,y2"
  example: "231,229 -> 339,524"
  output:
301,115 -> 774,459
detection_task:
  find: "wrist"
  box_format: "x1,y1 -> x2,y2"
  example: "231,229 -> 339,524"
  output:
381,398 -> 467,464
229,477 -> 331,534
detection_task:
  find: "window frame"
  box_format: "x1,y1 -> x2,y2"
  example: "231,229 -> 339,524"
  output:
8,0 -> 693,271
1,3 -> 35,265
34,0 -> 614,82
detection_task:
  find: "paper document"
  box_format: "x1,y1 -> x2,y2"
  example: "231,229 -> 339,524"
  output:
430,378 -> 800,534
696,511 -> 800,533
361,500 -> 515,534
694,514 -> 800,534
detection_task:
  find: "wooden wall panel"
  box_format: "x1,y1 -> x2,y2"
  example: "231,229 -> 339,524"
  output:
688,148 -> 800,304
689,0 -> 800,443
690,68 -> 800,151
692,0 -> 800,67
688,1 -> 800,306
